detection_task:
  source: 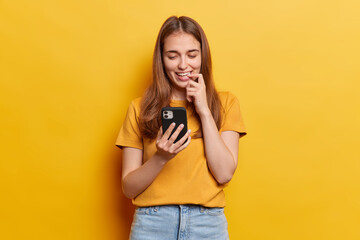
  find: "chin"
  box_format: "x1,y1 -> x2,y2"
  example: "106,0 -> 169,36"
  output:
173,82 -> 188,90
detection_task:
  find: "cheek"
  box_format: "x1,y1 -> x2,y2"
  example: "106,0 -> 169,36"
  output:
163,60 -> 177,72
191,59 -> 202,69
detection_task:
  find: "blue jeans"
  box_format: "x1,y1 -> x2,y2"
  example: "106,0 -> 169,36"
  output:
129,205 -> 229,240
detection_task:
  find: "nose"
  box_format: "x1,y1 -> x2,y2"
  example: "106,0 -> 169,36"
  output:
178,57 -> 187,70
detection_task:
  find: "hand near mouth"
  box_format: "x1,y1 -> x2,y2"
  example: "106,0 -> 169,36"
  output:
186,73 -> 210,116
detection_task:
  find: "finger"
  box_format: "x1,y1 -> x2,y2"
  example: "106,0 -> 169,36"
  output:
186,91 -> 197,101
156,127 -> 163,141
197,74 -> 205,85
186,85 -> 193,102
167,124 -> 184,144
186,95 -> 192,102
186,88 -> 198,93
186,79 -> 199,88
188,73 -> 200,82
186,80 -> 192,87
174,136 -> 191,154
186,89 -> 194,102
173,128 -> 191,148
162,122 -> 176,141
188,73 -> 204,85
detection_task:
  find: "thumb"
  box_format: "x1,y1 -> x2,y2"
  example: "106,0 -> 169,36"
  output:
186,83 -> 192,102
156,127 -> 163,141
186,93 -> 192,102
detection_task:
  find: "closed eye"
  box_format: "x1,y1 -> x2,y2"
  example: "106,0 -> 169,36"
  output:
167,55 -> 177,60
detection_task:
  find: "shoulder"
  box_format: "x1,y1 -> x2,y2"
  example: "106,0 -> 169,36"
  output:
127,97 -> 142,111
217,91 -> 247,136
130,97 -> 142,107
124,97 -> 143,119
218,91 -> 239,108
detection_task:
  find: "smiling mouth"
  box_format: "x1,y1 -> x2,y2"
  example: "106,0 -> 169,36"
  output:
176,72 -> 191,77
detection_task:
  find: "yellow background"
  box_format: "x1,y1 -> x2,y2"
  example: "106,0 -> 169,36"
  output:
1,0 -> 359,239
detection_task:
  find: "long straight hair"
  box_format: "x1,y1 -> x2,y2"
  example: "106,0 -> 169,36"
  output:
139,16 -> 222,139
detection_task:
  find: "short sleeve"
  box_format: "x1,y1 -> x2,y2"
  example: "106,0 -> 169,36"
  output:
220,92 -> 247,137
115,101 -> 143,149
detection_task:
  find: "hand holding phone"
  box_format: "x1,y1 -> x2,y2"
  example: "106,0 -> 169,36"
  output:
161,107 -> 188,144
155,107 -> 190,160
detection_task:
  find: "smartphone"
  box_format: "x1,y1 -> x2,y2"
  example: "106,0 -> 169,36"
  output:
161,107 -> 188,144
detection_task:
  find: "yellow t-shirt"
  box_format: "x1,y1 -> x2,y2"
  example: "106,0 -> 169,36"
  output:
116,91 -> 246,207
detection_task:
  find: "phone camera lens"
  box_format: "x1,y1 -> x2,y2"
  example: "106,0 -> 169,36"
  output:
164,115 -> 168,118
164,111 -> 168,114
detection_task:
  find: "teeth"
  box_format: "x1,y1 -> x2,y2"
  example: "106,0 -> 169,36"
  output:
177,72 -> 191,76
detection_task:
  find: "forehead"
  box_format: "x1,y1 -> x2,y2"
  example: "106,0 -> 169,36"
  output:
163,32 -> 200,52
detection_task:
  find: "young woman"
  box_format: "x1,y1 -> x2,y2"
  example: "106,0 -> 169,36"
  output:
116,16 -> 246,240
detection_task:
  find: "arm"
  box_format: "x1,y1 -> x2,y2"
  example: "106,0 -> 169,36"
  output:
199,112 -> 240,184
122,147 -> 166,199
122,124 -> 191,199
187,74 -> 240,185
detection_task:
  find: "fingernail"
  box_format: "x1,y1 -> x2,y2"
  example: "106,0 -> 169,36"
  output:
179,124 -> 184,128
188,129 -> 191,133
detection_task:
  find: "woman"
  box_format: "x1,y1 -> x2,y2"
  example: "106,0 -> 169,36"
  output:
116,16 -> 246,240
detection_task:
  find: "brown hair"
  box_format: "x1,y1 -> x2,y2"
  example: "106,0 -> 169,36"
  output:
139,16 -> 222,139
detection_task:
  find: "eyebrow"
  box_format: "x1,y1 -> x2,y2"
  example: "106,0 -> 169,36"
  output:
165,49 -> 200,54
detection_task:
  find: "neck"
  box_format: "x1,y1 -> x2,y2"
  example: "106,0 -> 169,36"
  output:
171,89 -> 186,100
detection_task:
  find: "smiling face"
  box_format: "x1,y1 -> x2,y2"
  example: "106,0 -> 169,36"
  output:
162,31 -> 202,99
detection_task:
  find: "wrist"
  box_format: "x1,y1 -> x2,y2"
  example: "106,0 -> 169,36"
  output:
154,151 -> 173,164
198,107 -> 212,119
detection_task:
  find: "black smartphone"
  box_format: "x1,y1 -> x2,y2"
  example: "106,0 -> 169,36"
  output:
161,107 -> 188,144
